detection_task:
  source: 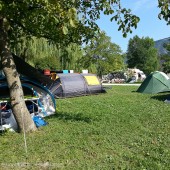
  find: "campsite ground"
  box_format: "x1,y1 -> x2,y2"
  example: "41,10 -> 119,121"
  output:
0,86 -> 170,169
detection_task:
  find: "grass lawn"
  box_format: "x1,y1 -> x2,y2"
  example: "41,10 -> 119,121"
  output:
0,86 -> 170,170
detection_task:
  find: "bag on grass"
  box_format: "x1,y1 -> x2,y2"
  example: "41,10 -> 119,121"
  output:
32,115 -> 48,128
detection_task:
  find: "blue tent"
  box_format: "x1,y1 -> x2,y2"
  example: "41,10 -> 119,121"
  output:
0,76 -> 56,131
0,76 -> 56,116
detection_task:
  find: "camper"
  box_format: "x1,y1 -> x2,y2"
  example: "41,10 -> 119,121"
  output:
128,68 -> 146,83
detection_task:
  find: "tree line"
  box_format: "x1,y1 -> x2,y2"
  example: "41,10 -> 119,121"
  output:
12,33 -> 170,77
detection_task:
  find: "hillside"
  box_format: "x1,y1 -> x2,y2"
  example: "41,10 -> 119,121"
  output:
155,37 -> 170,55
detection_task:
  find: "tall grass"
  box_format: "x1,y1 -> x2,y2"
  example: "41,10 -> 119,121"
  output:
0,86 -> 170,170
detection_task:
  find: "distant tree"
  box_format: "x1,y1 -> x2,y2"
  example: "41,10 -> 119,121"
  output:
81,31 -> 124,77
61,43 -> 84,71
126,36 -> 159,75
161,43 -> 170,73
12,36 -> 85,72
165,43 -> 170,52
11,37 -> 61,69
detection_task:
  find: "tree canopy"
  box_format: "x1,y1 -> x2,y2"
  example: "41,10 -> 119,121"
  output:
126,35 -> 159,75
81,31 -> 124,77
11,37 -> 84,71
161,43 -> 170,73
0,0 -> 169,47
0,0 -> 141,46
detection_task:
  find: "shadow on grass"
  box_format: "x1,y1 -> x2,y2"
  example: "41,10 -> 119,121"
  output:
151,93 -> 170,102
46,112 -> 92,123
131,90 -> 137,93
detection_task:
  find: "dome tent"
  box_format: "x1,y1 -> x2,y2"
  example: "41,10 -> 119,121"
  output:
0,76 -> 56,116
50,73 -> 105,98
137,71 -> 170,94
0,76 -> 56,131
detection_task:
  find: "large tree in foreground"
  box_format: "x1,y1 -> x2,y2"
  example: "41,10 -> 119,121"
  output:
0,0 -> 169,132
0,1 -> 80,132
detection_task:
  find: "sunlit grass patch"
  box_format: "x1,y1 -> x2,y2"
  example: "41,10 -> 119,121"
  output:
0,86 -> 170,169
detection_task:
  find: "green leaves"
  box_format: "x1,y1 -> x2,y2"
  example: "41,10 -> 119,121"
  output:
123,33 -> 127,38
0,3 -> 2,10
109,6 -> 140,38
82,31 -> 124,76
161,43 -> 170,73
1,0 -> 169,49
69,18 -> 78,28
68,7 -> 77,15
158,0 -> 170,25
126,36 -> 159,75
62,26 -> 68,35
0,0 -> 141,46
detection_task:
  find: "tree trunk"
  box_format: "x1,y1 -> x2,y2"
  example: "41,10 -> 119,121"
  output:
0,18 -> 37,132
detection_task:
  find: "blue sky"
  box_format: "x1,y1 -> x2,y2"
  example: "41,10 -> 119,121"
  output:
96,0 -> 170,53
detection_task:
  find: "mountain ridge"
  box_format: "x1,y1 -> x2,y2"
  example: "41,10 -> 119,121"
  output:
155,37 -> 170,55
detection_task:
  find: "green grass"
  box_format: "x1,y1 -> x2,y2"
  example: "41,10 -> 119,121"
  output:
0,86 -> 170,170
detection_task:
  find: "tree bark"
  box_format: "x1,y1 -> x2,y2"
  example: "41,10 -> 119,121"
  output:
0,17 -> 37,132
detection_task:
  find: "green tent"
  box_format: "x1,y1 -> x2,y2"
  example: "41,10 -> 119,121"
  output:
137,71 -> 170,94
